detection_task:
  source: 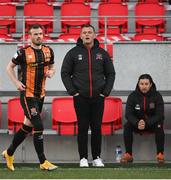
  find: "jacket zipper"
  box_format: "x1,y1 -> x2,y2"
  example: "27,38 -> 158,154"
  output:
143,96 -> 146,114
87,48 -> 92,97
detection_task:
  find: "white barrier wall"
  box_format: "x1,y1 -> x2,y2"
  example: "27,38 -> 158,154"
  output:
1,42 -> 171,91
113,42 -> 171,91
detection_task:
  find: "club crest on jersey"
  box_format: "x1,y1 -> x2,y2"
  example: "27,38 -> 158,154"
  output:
96,53 -> 102,60
78,54 -> 83,61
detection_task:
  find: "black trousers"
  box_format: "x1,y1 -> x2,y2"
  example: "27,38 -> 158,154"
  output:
73,95 -> 104,160
123,121 -> 165,155
20,94 -> 44,122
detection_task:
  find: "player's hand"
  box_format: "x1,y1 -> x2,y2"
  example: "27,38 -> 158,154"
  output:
16,81 -> 26,91
138,119 -> 145,130
73,93 -> 79,97
100,94 -> 105,97
45,70 -> 54,78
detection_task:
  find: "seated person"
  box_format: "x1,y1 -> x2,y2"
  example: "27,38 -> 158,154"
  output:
121,74 -> 165,163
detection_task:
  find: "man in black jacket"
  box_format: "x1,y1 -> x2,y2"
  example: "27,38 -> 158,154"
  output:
121,74 -> 165,163
61,24 -> 115,167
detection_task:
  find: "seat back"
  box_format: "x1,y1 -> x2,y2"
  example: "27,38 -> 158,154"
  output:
61,2 -> 91,34
64,0 -> 92,2
102,97 -> 122,135
0,33 -> 16,42
101,0 -> 128,2
0,0 -> 19,2
27,0 -> 50,2
52,97 -> 78,135
0,4 -> 16,34
24,2 -> 54,33
27,0 -> 56,2
8,97 -> 24,133
138,0 -> 163,3
133,33 -> 164,41
57,33 -> 79,42
135,3 -> 166,33
98,3 -> 128,34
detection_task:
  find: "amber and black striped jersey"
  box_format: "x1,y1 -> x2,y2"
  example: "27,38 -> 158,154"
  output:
12,45 -> 54,98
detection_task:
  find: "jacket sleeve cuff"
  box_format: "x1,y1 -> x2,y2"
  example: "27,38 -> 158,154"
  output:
69,90 -> 78,96
102,91 -> 109,97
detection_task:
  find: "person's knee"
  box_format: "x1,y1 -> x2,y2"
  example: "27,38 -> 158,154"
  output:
22,124 -> 32,133
31,113 -> 44,132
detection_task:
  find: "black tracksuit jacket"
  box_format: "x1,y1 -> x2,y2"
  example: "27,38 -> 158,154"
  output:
125,85 -> 164,128
61,38 -> 115,98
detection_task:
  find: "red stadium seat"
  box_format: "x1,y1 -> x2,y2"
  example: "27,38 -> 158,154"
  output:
27,0 -> 55,2
135,3 -> 166,34
52,97 -> 78,135
8,97 -> 25,133
100,0 -> 128,3
138,0 -> 163,3
102,97 -> 122,135
24,2 -> 54,34
61,2 -> 91,34
98,3 -> 128,34
132,33 -> 165,41
0,4 -> 16,34
0,0 -> 20,2
52,96 -> 122,136
64,0 -> 92,2
0,33 -> 16,42
57,33 -> 79,42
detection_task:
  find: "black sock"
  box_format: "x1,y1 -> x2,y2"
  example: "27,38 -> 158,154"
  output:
7,125 -> 32,156
33,132 -> 46,164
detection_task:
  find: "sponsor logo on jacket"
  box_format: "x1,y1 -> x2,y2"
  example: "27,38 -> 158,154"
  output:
78,54 -> 83,61
149,102 -> 155,109
96,53 -> 102,60
135,104 -> 140,110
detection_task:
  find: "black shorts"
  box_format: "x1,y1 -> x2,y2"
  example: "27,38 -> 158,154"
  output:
20,94 -> 44,120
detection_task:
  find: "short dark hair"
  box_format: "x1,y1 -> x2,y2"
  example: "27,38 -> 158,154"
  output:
81,24 -> 95,33
28,24 -> 43,34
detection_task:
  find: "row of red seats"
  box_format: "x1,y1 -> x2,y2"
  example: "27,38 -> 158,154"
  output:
0,2 -> 166,35
5,96 -> 122,135
0,33 -> 164,59
56,33 -> 165,58
0,0 -> 166,3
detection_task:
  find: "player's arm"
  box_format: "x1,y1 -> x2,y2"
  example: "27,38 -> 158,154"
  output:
6,61 -> 25,91
45,64 -> 56,78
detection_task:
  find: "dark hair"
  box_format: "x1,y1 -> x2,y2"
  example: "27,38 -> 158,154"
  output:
28,24 -> 43,34
81,24 -> 95,33
136,73 -> 156,89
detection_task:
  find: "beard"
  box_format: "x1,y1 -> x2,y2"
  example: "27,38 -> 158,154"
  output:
33,38 -> 43,46
34,41 -> 42,46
